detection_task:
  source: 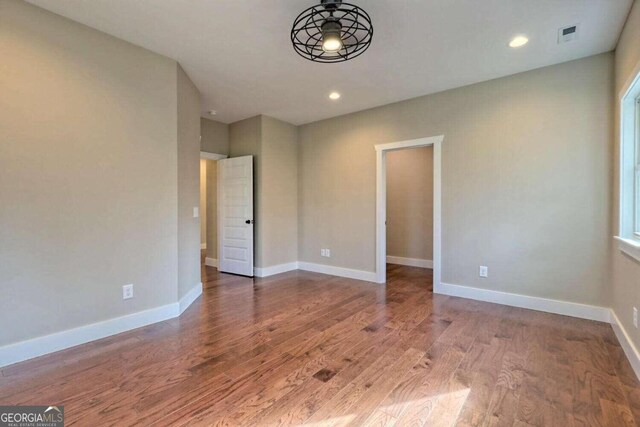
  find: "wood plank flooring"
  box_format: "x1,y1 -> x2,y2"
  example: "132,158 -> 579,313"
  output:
1,262 -> 639,426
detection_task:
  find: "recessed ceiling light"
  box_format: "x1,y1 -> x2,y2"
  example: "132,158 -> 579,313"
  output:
329,92 -> 341,100
509,35 -> 529,48
208,110 -> 217,116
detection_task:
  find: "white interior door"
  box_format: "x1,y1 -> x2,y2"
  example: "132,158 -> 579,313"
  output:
217,156 -> 254,276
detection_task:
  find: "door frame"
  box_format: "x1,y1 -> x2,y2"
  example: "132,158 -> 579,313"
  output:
200,151 -> 228,161
374,135 -> 444,289
200,151 -> 228,263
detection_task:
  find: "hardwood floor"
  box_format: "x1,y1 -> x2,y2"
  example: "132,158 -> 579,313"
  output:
1,262 -> 639,426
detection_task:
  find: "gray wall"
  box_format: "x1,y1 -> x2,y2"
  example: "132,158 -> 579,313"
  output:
261,116 -> 298,267
177,64 -> 202,299
229,116 -> 263,266
199,116 -> 228,260
228,115 -> 298,269
298,53 -> 612,306
201,117 -> 229,155
386,146 -> 433,261
0,0 -> 182,345
0,0 -> 625,351
612,0 -> 640,350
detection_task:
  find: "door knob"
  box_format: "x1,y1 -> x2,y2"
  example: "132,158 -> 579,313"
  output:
245,219 -> 254,224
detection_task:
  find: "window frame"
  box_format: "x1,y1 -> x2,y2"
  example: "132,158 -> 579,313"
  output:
635,97 -> 640,237
617,70 -> 640,262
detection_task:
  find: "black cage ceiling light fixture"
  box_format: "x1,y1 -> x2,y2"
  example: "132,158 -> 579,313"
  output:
291,0 -> 373,63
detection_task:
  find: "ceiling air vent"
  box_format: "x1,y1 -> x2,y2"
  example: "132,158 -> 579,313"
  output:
558,25 -> 579,44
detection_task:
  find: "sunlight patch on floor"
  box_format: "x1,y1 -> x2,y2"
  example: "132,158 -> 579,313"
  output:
301,388 -> 470,426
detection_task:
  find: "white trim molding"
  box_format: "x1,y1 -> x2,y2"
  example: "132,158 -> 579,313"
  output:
610,310 -> 640,381
386,256 -> 433,269
298,262 -> 377,283
254,262 -> 299,278
437,282 -> 611,323
436,280 -> 640,381
179,282 -> 203,314
200,151 -> 228,161
0,283 -> 203,368
375,135 -> 443,285
375,137 -> 443,152
210,258 -> 376,282
615,236 -> 640,264
254,261 -> 376,282
617,59 -> 640,247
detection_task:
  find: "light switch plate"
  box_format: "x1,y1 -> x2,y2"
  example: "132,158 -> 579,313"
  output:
123,284 -> 134,300
479,266 -> 488,278
193,207 -> 199,218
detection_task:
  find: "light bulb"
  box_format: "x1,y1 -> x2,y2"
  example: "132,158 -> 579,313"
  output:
322,34 -> 343,52
321,20 -> 343,53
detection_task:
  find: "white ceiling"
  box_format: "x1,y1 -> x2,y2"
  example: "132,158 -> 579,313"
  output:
27,0 -> 632,125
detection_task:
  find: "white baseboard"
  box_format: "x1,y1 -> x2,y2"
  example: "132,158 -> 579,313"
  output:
436,282 -> 611,323
253,261 -> 377,282
610,310 -> 640,381
0,304 -> 177,368
179,282 -> 203,314
210,257 -> 375,282
201,243 -> 207,250
0,282 -> 203,368
255,262 -> 299,278
386,256 -> 433,269
435,282 -> 639,380
298,262 -> 377,283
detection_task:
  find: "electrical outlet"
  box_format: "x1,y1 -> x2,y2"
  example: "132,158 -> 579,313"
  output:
634,307 -> 638,328
320,249 -> 326,257
479,266 -> 488,278
123,284 -> 134,300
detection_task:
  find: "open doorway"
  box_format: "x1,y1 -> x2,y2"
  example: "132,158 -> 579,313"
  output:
201,152 -> 254,278
385,146 -> 434,285
200,151 -> 227,280
200,158 -> 208,253
375,136 -> 443,287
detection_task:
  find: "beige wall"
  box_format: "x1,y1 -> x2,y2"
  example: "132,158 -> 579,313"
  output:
200,159 -> 207,245
1,0 -> 623,352
261,116 -> 298,267
0,0 -> 180,345
612,0 -> 640,349
201,117 -> 229,155
299,53 -> 612,306
386,147 -> 433,261
229,116 -> 263,266
206,160 -> 218,260
177,64 -> 202,299
200,118 -> 225,257
228,115 -> 298,268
